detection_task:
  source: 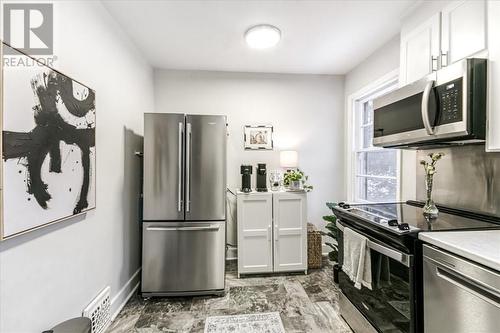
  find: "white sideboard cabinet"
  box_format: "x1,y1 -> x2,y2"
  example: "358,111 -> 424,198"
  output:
236,190 -> 307,277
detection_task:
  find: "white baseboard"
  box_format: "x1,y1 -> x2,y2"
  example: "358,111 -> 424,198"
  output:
110,267 -> 141,321
226,246 -> 237,260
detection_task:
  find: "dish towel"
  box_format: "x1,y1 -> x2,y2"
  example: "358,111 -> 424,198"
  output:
342,227 -> 372,290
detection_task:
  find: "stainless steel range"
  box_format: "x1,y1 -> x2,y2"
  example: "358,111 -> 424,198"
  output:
332,201 -> 500,333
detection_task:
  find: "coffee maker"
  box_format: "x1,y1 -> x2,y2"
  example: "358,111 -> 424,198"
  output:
240,165 -> 252,193
256,163 -> 268,192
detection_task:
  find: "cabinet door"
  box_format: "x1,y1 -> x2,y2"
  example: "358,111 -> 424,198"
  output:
273,192 -> 307,273
400,13 -> 441,85
441,0 -> 486,66
237,193 -> 273,274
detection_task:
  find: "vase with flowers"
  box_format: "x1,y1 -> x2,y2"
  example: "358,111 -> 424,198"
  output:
420,152 -> 445,217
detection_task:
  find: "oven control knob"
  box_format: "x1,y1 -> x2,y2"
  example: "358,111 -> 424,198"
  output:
387,219 -> 399,226
398,223 -> 410,231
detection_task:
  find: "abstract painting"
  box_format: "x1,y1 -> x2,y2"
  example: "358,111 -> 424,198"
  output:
1,43 -> 96,239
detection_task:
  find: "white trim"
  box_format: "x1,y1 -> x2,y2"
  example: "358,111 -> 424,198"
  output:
226,246 -> 237,260
345,69 -> 400,202
110,267 -> 141,321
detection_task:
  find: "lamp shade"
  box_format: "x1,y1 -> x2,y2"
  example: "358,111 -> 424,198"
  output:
280,150 -> 299,168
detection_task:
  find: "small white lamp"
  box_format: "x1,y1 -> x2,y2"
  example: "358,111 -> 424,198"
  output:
280,150 -> 299,169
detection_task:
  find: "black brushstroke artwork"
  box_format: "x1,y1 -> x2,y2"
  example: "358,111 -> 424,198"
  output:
3,71 -> 95,214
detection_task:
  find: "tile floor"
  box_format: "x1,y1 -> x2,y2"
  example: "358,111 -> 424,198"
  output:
107,260 -> 352,332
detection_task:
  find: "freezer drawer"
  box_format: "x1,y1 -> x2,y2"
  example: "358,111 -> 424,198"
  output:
141,221 -> 226,294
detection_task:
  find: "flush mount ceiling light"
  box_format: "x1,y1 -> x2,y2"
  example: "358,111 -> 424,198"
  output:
245,24 -> 281,49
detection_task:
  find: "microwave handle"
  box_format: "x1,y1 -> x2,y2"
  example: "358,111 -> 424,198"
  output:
421,80 -> 435,135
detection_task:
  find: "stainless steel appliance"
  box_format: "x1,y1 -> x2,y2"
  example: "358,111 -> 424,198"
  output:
332,201 -> 500,333
423,245 -> 500,333
142,113 -> 227,296
373,58 -> 487,148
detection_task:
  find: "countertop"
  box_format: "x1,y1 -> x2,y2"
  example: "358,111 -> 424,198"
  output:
419,230 -> 500,271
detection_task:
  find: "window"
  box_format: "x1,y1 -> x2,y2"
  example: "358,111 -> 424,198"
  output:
351,78 -> 399,203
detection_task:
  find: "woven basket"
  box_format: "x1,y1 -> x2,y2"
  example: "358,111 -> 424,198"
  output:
307,223 -> 322,269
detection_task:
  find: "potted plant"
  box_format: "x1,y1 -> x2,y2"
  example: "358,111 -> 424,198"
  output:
321,202 -> 340,283
283,169 -> 313,192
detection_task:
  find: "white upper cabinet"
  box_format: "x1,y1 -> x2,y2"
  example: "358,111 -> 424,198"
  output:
441,0 -> 486,66
400,13 -> 441,85
400,0 -> 487,85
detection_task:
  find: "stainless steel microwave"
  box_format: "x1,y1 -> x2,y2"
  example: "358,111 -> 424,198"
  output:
373,58 -> 487,148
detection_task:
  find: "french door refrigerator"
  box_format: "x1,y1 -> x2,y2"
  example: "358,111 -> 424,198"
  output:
142,113 -> 227,296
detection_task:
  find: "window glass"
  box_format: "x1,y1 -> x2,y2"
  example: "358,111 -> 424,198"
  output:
354,85 -> 398,203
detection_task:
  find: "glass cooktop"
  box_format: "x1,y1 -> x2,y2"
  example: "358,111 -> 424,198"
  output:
337,202 -> 500,234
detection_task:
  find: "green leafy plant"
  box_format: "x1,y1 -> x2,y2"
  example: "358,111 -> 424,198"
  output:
320,202 -> 339,262
283,168 -> 313,192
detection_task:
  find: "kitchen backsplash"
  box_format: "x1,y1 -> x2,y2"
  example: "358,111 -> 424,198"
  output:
416,145 -> 500,217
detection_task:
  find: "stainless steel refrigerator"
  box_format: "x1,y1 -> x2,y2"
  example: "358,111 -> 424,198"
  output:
142,113 -> 227,296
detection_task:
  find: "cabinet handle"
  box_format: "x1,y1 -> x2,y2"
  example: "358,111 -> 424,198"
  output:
267,225 -> 271,242
431,56 -> 439,72
441,52 -> 448,67
274,225 -> 279,242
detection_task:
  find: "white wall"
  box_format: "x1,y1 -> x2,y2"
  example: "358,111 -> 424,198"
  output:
344,36 -> 400,97
344,35 -> 418,201
0,1 -> 154,332
154,70 -> 345,244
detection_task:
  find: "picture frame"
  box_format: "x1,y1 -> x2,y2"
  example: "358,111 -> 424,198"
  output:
244,125 -> 273,150
0,41 -> 96,240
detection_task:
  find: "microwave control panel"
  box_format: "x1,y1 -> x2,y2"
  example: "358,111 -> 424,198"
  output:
436,78 -> 463,124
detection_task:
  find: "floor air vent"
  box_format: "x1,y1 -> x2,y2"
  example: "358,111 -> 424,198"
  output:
83,286 -> 111,333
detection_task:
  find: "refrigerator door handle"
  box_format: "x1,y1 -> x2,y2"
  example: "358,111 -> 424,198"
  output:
146,225 -> 221,232
178,122 -> 183,212
186,123 -> 192,212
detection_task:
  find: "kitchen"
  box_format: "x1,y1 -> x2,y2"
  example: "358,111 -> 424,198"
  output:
0,1 -> 499,333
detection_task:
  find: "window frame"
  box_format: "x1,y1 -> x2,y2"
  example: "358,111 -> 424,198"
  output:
346,70 -> 401,203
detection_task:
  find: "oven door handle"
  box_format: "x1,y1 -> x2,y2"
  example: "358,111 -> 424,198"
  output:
336,222 -> 412,267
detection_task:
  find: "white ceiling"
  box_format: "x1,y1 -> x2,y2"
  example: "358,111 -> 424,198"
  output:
103,0 -> 418,75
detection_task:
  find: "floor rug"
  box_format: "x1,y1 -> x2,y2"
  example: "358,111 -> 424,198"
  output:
204,312 -> 285,333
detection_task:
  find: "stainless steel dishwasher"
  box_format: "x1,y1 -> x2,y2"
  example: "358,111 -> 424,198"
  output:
423,245 -> 500,333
